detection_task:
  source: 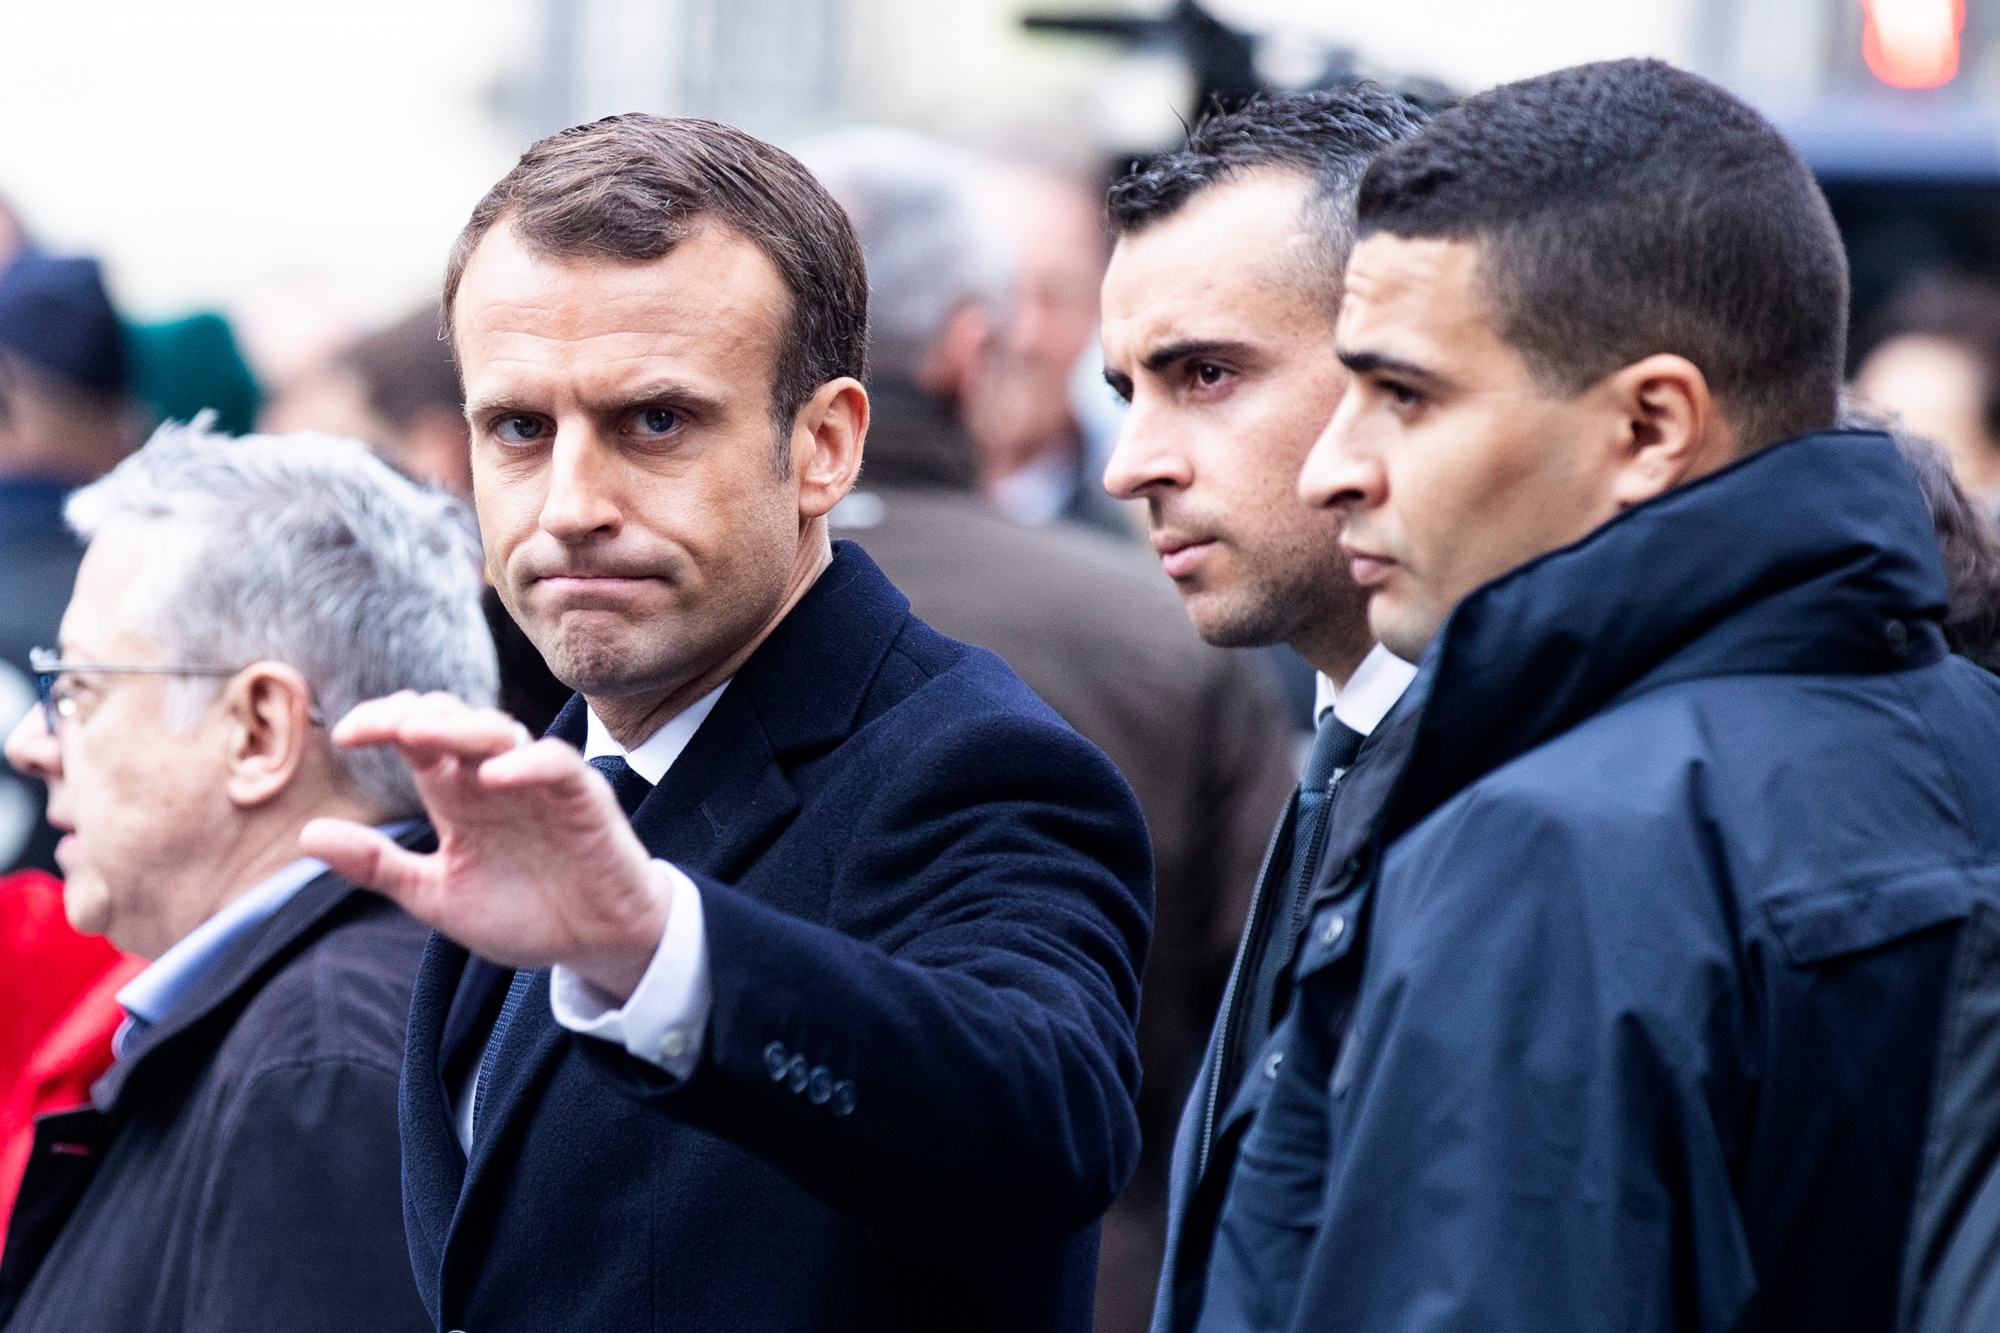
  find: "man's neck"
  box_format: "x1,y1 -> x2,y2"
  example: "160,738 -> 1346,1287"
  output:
151,796 -> 384,960
590,525 -> 834,751
1301,633 -> 1375,693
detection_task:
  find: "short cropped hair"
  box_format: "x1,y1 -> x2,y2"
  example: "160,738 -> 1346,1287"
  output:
443,114 -> 869,454
66,418 -> 499,816
795,128 -> 1012,386
1357,58 -> 1848,451
1107,87 -> 1429,303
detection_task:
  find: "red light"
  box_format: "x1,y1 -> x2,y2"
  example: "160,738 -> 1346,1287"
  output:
1862,0 -> 1964,90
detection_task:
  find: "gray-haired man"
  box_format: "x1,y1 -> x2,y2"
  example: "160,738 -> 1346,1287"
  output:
0,419 -> 497,1333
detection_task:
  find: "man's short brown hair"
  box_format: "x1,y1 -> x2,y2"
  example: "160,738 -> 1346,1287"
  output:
443,114 -> 869,446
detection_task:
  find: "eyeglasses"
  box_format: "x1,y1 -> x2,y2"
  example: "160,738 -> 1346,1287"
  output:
27,648 -> 326,734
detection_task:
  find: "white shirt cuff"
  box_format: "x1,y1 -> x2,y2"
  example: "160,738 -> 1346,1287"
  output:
549,860 -> 711,1080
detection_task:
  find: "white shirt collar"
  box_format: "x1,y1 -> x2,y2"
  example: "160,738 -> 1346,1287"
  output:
1313,643 -> 1419,736
583,681 -> 730,785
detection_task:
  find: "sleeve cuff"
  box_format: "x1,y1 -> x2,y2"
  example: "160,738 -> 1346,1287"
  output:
550,860 -> 711,1080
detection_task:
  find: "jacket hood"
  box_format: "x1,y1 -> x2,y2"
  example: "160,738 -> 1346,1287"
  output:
1384,428 -> 1952,840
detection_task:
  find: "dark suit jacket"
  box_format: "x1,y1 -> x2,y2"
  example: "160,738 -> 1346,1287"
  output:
0,855 -> 433,1333
1150,693 -> 1425,1333
400,542 -> 1154,1333
846,417 -> 1296,1332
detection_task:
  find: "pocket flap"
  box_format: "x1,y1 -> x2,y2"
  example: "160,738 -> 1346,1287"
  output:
1762,866 -> 1991,966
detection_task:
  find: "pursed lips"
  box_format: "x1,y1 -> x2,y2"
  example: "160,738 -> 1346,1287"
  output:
1339,539 -> 1397,587
1152,534 -> 1220,580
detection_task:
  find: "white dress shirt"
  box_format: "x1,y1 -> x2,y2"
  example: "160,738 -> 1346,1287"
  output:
1312,642 -> 1418,736
546,682 -> 729,1077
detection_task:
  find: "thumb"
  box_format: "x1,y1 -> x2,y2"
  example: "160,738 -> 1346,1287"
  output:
301,817 -> 436,911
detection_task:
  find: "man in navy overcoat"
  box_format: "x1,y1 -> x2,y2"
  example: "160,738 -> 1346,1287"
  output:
303,114 -> 1152,1333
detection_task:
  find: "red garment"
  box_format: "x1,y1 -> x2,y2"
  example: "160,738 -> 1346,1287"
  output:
0,871 -> 143,1243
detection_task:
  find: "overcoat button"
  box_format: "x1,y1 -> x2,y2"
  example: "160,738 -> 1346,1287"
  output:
1320,914 -> 1346,946
785,1054 -> 810,1094
830,1080 -> 858,1117
659,1030 -> 689,1061
807,1066 -> 834,1104
1265,1051 -> 1284,1078
763,1041 -> 789,1081
1885,619 -> 1909,653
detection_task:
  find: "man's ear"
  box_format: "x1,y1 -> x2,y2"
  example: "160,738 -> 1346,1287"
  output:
919,303 -> 993,405
792,377 -> 869,521
221,663 -> 316,809
1601,353 -> 1740,509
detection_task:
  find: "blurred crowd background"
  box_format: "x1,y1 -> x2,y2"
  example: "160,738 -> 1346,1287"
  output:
8,1 -> 2000,1326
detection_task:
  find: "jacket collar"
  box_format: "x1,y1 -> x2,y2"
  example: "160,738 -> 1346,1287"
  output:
91,822 -> 433,1112
1385,429 -> 1951,840
541,540 -> 909,881
456,543 -> 915,1197
547,539 -> 913,777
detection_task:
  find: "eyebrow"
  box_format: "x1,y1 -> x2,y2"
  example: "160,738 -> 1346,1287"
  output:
465,380 -> 728,421
1140,339 -> 1255,374
1338,349 -> 1447,386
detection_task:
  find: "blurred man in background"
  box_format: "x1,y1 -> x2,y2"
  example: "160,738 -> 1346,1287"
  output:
1097,87 -> 1427,1333
0,421 -> 495,1333
965,161 -> 1131,536
0,251 -> 137,877
1853,274 -> 2000,514
264,304 -> 473,497
801,126 -> 1299,1333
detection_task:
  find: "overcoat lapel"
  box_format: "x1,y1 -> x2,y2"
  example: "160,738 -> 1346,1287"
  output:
448,667 -> 805,1243
439,544 -> 913,1280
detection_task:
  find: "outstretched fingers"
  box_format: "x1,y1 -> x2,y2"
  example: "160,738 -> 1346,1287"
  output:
478,737 -> 597,790
300,817 -> 443,918
333,691 -> 527,771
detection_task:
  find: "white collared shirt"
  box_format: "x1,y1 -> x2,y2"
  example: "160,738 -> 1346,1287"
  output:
1312,643 -> 1419,736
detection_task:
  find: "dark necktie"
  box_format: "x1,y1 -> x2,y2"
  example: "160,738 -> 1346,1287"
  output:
1286,716 -> 1367,899
590,754 -> 655,817
1242,715 -> 1369,1069
470,753 -> 655,1139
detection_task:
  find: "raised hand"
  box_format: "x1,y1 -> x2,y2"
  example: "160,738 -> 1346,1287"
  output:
299,690 -> 671,1002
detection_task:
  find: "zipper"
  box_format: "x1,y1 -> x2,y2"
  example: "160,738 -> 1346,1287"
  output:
1198,796 -> 1295,1177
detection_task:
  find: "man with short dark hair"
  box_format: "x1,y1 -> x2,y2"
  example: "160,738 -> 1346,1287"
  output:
0,252 -> 137,875
303,115 -> 1151,1333
1184,58 -> 2000,1332
1095,88 -> 1426,1333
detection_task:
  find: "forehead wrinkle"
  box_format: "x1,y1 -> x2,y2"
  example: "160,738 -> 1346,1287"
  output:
457,225 -> 787,406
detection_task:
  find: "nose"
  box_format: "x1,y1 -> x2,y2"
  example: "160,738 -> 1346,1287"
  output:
539,426 -> 625,542
1299,389 -> 1382,514
5,705 -> 60,784
1101,404 -> 1194,502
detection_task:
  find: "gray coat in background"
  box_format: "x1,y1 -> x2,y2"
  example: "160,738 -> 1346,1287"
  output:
845,379 -> 1299,1333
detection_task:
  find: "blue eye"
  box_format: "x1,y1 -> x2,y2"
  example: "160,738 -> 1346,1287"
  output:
495,416 -> 549,444
635,407 -> 679,436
